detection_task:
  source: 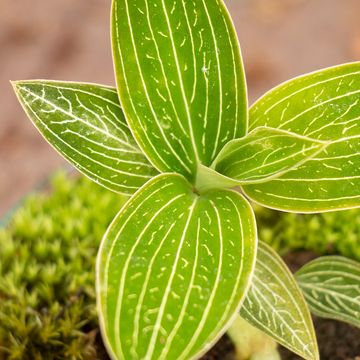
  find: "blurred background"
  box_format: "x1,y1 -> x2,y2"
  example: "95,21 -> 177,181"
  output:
1,0 -> 360,216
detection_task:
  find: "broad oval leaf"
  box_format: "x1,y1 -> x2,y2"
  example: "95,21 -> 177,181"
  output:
296,256 -> 360,328
112,0 -> 247,180
212,127 -> 326,184
97,173 -> 257,360
240,242 -> 319,360
244,63 -> 360,212
13,81 -> 157,195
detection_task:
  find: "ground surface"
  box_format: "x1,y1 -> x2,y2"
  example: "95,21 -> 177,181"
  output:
1,0 -> 360,215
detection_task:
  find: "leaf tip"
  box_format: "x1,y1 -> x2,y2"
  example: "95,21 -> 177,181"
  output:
11,81 -> 28,105
10,80 -> 29,96
10,80 -> 19,91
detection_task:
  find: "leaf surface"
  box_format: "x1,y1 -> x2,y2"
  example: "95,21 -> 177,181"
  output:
97,173 -> 257,360
13,81 -> 157,195
244,63 -> 360,212
296,256 -> 360,328
240,242 -> 318,360
213,127 -> 326,184
112,0 -> 247,180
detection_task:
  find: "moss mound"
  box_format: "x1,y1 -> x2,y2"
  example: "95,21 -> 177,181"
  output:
0,172 -> 125,359
0,172 -> 358,359
256,205 -> 360,260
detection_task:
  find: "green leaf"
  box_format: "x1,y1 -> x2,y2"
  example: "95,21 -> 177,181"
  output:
112,0 -> 247,180
212,127 -> 326,184
97,173 -> 257,360
240,242 -> 319,360
244,62 -> 360,212
13,81 -> 157,195
296,256 -> 360,328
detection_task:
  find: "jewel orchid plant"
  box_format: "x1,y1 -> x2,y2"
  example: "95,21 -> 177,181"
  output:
12,0 -> 360,359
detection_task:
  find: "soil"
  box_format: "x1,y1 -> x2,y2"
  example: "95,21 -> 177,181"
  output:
199,335 -> 236,360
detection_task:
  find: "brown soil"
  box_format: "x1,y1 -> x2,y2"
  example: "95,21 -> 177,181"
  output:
199,335 -> 236,360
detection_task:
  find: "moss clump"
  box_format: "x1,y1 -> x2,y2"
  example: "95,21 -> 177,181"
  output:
0,172 -> 125,359
255,204 -> 360,261
0,171 -> 358,359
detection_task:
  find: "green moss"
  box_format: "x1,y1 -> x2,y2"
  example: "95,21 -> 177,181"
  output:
0,172 -> 125,359
0,172 -> 358,359
254,204 -> 360,261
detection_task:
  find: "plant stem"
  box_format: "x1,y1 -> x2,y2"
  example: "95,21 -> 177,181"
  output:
195,164 -> 237,193
227,315 -> 281,360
